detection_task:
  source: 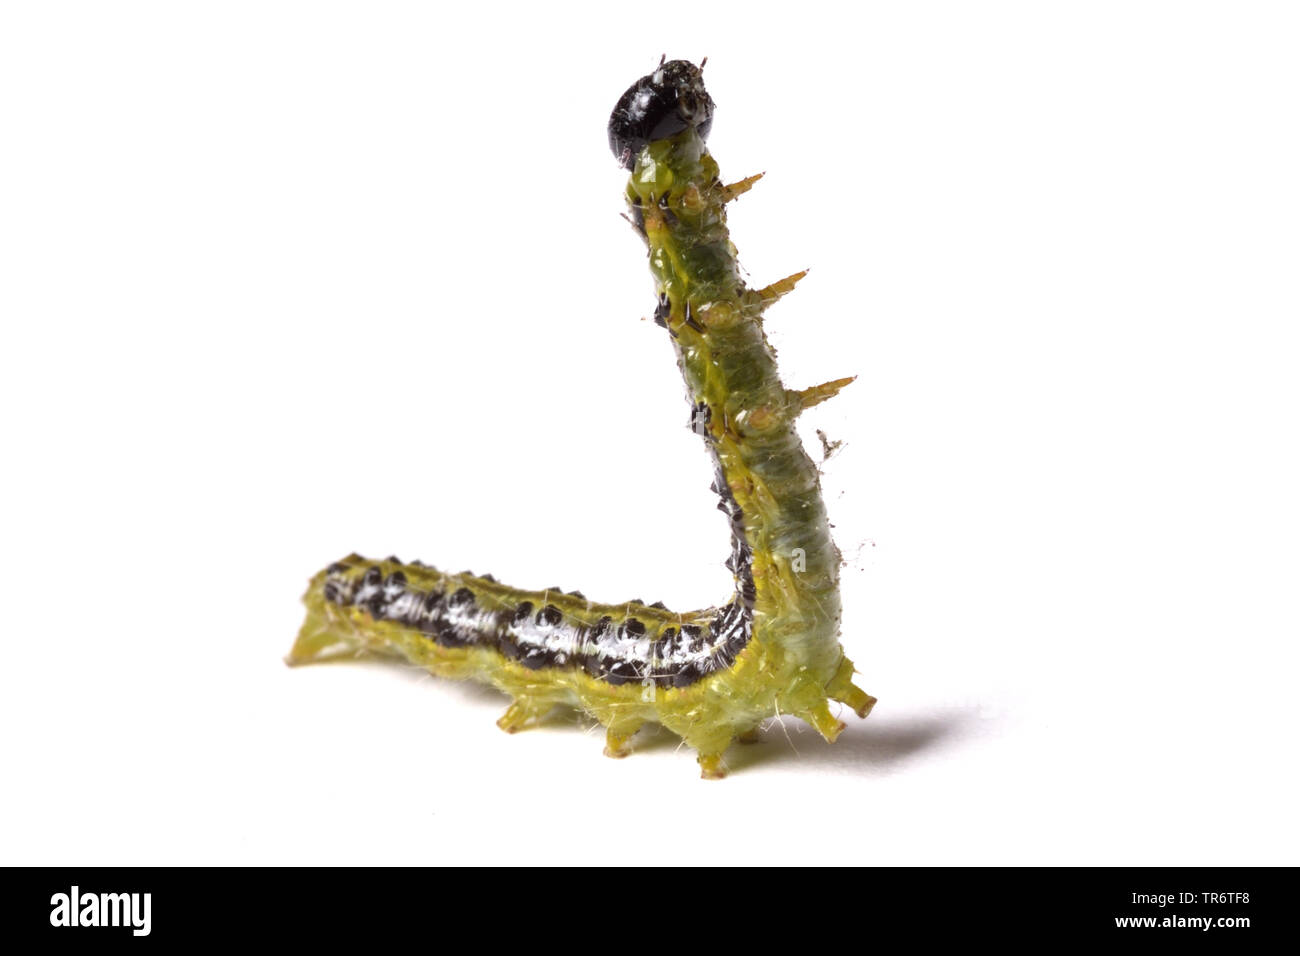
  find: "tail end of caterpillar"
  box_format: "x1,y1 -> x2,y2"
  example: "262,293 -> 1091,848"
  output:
285,582 -> 365,667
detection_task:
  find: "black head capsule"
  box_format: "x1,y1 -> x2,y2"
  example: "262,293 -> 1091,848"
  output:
608,59 -> 714,170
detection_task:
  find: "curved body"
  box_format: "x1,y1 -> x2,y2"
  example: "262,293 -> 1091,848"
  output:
288,61 -> 874,777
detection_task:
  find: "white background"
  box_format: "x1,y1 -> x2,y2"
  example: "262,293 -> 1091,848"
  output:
2,2 -> 1297,866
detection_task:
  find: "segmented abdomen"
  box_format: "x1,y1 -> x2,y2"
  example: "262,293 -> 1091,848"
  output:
316,558 -> 751,689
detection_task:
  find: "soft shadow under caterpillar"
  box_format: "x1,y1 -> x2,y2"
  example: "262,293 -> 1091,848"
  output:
288,58 -> 876,778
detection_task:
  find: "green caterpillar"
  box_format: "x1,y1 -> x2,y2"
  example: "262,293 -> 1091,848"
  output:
287,58 -> 875,778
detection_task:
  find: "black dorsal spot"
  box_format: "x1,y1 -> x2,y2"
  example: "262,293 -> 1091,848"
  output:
653,293 -> 671,328
605,661 -> 640,686
689,402 -> 712,437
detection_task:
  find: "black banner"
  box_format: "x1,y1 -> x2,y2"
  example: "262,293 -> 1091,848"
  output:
6,867 -> 1290,944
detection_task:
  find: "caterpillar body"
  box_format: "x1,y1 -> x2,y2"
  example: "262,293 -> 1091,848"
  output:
288,59 -> 876,778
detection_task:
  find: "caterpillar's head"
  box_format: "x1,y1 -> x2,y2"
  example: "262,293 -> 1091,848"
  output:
609,58 -> 714,170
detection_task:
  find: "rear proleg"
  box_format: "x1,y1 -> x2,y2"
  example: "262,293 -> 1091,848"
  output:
602,719 -> 646,759
697,751 -> 729,780
799,699 -> 847,743
496,699 -> 554,734
826,656 -> 877,718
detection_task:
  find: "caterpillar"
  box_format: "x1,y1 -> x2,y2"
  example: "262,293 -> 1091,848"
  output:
287,58 -> 876,778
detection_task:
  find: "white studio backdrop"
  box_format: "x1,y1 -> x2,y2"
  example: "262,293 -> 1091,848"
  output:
1,2 -> 1297,865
